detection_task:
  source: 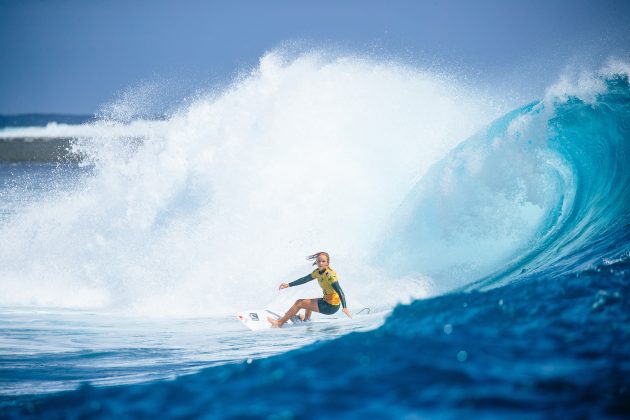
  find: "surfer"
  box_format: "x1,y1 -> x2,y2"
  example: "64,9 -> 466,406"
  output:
268,251 -> 351,328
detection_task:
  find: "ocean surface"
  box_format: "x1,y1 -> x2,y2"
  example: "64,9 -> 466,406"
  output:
0,53 -> 628,418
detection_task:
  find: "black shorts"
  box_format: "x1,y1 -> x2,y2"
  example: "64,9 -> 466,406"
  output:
317,298 -> 340,315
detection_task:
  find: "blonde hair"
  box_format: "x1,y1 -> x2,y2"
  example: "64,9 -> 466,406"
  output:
306,251 -> 330,266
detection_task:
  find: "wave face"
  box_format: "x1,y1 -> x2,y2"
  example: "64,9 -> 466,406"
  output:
1,57 -> 629,417
380,68 -> 630,293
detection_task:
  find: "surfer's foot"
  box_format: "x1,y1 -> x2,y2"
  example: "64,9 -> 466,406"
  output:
298,313 -> 310,322
267,316 -> 282,328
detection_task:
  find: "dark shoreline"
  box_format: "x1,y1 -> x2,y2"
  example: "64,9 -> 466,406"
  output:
0,137 -> 82,163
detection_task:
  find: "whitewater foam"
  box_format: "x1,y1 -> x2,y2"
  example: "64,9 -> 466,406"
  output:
0,51 -> 500,316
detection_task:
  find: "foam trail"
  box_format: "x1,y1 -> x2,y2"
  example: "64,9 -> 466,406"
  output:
0,51 -> 499,316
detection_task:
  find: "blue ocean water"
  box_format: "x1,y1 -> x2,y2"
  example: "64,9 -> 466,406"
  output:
0,56 -> 628,418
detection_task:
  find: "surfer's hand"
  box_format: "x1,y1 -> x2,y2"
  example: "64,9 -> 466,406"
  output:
342,308 -> 352,318
278,283 -> 289,290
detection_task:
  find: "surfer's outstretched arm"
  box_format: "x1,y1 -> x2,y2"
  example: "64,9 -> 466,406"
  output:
290,274 -> 315,286
278,273 -> 314,290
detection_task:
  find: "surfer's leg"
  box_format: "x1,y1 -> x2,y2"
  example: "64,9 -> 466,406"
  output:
272,298 -> 319,327
302,308 -> 313,321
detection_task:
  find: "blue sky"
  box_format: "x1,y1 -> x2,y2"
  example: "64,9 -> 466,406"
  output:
1,0 -> 629,114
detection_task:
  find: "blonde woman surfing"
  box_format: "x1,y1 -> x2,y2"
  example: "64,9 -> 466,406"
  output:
268,252 -> 351,328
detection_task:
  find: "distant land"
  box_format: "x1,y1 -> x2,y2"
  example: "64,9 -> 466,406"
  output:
0,114 -> 94,162
0,114 -> 167,163
0,113 -> 94,128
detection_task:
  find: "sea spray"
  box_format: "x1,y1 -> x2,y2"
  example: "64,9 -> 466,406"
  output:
0,51 -> 499,315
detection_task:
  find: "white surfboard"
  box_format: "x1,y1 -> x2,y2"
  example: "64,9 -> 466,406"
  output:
236,309 -> 301,330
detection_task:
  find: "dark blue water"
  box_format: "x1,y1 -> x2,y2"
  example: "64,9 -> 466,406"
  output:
1,75 -> 629,418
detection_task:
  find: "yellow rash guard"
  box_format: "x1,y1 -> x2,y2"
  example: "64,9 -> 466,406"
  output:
311,267 -> 341,305
288,266 -> 347,308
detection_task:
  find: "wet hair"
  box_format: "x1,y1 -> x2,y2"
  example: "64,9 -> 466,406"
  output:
307,252 -> 330,266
